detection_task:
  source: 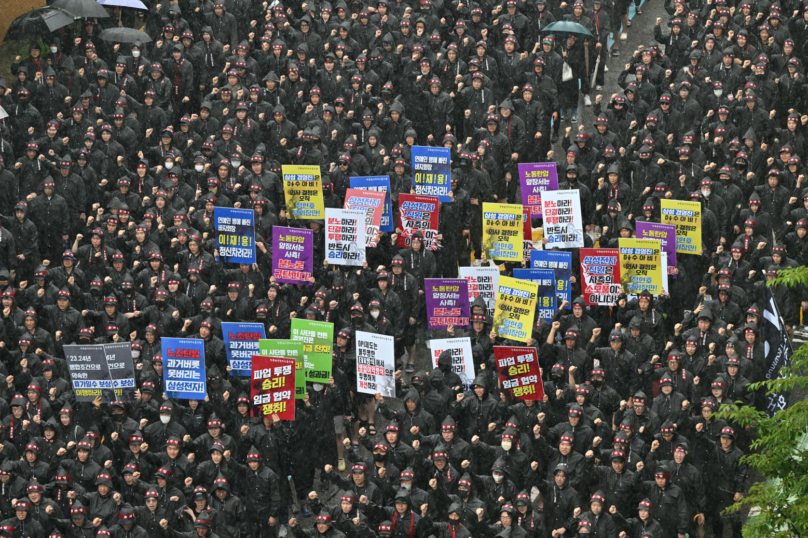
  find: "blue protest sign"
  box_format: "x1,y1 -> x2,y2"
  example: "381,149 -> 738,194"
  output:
214,207 -> 256,264
513,269 -> 557,321
162,338 -> 207,399
222,322 -> 266,377
411,146 -> 451,202
350,176 -> 393,232
530,251 -> 572,305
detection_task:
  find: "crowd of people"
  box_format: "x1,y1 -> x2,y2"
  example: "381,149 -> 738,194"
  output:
0,0 -> 805,535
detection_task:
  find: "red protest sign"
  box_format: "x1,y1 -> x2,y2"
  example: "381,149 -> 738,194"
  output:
250,356 -> 296,420
494,346 -> 544,400
397,193 -> 439,251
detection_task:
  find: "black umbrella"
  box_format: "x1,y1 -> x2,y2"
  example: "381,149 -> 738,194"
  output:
52,0 -> 110,19
98,27 -> 152,43
4,7 -> 75,42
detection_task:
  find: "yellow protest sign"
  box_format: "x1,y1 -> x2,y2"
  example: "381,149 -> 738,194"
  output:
660,199 -> 701,254
493,276 -> 539,342
619,238 -> 664,295
282,165 -> 325,220
482,203 -> 523,261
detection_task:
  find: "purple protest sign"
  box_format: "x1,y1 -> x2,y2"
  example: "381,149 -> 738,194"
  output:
272,227 -> 313,285
425,278 -> 470,329
519,163 -> 558,217
636,222 -> 677,278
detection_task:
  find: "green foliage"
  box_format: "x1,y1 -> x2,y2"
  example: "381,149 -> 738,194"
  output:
710,266 -> 808,538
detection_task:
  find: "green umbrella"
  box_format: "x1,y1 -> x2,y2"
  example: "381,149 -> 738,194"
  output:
540,20 -> 593,39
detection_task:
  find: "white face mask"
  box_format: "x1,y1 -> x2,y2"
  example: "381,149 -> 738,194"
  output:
195,164 -> 204,172
132,50 -> 141,58
714,89 -> 723,97
231,159 -> 241,168
165,161 -> 174,170
50,46 -> 58,54
501,440 -> 512,451
701,189 -> 711,198
312,383 -> 324,391
492,473 -> 504,483
371,310 -> 380,319
160,415 -> 171,424
132,350 -> 141,359
401,482 -> 412,491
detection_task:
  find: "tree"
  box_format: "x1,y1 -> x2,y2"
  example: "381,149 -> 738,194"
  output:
716,265 -> 808,538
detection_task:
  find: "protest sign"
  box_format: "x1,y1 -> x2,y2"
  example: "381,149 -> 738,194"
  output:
542,189 -> 584,248
523,206 -> 536,260
493,276 -> 539,343
481,203 -> 523,262
397,193 -> 439,250
494,346 -> 544,400
428,338 -> 475,385
65,345 -> 112,402
519,163 -> 558,217
580,248 -> 622,305
637,222 -> 677,277
103,343 -> 136,402
513,269 -> 556,321
345,188 -> 386,247
356,331 -> 395,397
660,199 -> 702,254
459,266 -> 500,317
213,207 -> 256,264
425,278 -> 470,329
222,322 -> 266,377
351,176 -> 394,232
530,251 -> 572,305
282,165 -> 325,219
291,319 -> 333,382
412,146 -> 451,201
271,227 -> 313,285
162,338 -> 207,399
259,340 -> 306,399
251,356 -> 296,420
619,238 -> 664,295
325,208 -> 366,266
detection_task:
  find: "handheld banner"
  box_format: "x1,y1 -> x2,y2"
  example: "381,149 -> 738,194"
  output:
259,340 -> 306,399
351,176 -> 394,232
660,199 -> 701,254
65,345 -> 112,402
425,278 -> 470,329
482,203 -> 523,262
162,338 -> 207,399
271,227 -> 313,285
619,238 -> 664,295
282,165 -> 325,219
494,346 -> 544,400
412,146 -> 451,201
580,248 -> 622,305
356,331 -> 395,397
251,356 -> 296,420
345,188 -> 386,247
325,208 -> 366,266
459,266 -> 500,317
104,343 -> 136,402
291,319 -> 333,382
541,189 -> 584,248
636,221 -> 677,277
214,207 -> 256,264
223,322 -> 266,377
428,337 -> 475,385
493,276 -> 539,343
513,268 -> 556,321
397,193 -> 439,250
518,162 -> 558,217
530,250 -> 572,305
